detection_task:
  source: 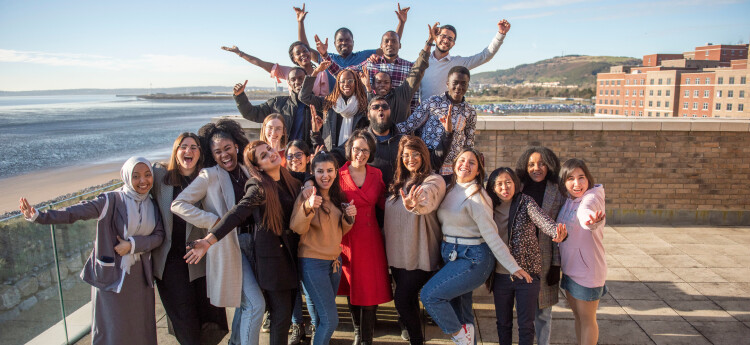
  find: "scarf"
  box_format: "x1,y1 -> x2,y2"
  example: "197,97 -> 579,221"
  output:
117,156 -> 156,277
333,95 -> 360,145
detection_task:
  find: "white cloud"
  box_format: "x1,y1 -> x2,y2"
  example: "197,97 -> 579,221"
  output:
501,0 -> 592,11
513,11 -> 557,19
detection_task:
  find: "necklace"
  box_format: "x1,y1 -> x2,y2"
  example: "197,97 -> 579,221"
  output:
229,168 -> 242,184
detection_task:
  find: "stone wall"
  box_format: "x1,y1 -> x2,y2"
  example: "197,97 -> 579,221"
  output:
217,115 -> 750,225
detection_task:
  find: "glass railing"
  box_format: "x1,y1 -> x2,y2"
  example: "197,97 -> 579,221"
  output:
0,182 -> 122,345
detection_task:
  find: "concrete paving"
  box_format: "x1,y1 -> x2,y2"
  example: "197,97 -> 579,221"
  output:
72,225 -> 750,345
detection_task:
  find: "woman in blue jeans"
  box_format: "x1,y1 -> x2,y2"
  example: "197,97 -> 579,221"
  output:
486,167 -> 567,345
290,152 -> 357,345
421,148 -> 532,345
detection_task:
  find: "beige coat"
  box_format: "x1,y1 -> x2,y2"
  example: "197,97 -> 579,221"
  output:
171,165 -> 247,308
151,163 -> 207,282
383,174 -> 446,272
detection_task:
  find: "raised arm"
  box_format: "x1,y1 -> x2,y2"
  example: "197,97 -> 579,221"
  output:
454,19 -> 510,69
393,24 -> 436,124
299,62 -> 330,108
294,4 -> 320,62
21,194 -> 108,224
233,80 -> 277,123
395,3 -> 410,40
221,45 -> 275,73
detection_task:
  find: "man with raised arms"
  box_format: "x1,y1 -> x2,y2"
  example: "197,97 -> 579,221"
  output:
420,19 -> 511,102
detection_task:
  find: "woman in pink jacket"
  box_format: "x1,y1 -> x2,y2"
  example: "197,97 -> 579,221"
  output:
557,158 -> 606,345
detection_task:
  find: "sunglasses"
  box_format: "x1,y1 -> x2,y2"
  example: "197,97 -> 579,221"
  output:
370,103 -> 390,110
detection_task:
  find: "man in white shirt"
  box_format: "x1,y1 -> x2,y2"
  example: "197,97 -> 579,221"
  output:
420,20 -> 511,102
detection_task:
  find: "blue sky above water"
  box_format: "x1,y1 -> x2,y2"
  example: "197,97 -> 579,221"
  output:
1,0 -> 749,91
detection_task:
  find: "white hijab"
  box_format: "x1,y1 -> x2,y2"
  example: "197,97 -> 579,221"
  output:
333,95 -> 360,145
118,156 -> 156,275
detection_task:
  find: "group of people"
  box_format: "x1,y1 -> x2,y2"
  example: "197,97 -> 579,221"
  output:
17,4 -> 609,345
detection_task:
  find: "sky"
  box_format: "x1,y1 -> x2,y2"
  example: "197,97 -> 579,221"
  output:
1,0 -> 749,92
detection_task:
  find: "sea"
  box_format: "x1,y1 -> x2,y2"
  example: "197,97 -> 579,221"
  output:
0,95 -> 261,179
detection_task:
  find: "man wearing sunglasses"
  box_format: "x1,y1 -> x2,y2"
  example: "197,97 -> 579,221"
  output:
420,19 -> 511,103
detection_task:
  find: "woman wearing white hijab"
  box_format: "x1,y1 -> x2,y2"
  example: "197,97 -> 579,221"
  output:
19,156 -> 165,345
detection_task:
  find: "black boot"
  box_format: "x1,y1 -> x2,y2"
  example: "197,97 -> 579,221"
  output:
359,306 -> 377,345
349,302 -> 362,345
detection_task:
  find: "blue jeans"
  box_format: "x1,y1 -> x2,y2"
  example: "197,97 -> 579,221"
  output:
299,257 -> 342,345
493,273 -> 541,345
421,242 -> 495,335
229,235 -> 265,345
291,282 -> 318,327
535,307 -> 552,345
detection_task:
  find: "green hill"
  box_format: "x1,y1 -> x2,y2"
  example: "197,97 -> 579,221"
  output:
472,55 -> 641,88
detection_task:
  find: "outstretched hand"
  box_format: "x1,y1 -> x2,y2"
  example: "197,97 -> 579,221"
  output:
314,35 -> 328,57
18,197 -> 36,219
552,224 -> 567,243
233,80 -> 247,96
400,185 -> 425,209
221,45 -> 241,54
585,210 -> 605,225
293,3 -> 308,22
312,60 -> 331,77
395,3 -> 410,23
498,19 -> 511,34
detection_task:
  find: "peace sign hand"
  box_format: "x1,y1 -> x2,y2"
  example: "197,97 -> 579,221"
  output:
233,80 -> 247,96
440,103 -> 454,133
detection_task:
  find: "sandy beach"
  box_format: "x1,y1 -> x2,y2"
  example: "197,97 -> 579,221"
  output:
0,155 -> 170,215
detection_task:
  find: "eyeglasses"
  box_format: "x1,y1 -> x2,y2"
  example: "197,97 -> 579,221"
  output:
438,34 -> 455,43
401,152 -> 421,160
352,147 -> 370,156
370,103 -> 390,110
286,152 -> 306,160
340,79 -> 356,85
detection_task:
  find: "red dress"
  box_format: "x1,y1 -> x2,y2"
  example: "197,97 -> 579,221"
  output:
337,162 -> 393,306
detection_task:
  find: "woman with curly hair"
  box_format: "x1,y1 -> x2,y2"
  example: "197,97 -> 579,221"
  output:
171,119 -> 263,345
300,60 -> 369,151
221,41 -> 329,97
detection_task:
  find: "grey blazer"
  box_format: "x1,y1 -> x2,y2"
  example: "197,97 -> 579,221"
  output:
34,191 -> 165,292
150,163 -> 207,282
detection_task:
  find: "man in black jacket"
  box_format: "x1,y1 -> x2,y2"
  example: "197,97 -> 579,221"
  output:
233,67 -> 317,148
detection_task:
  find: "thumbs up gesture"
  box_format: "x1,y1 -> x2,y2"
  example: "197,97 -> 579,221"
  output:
344,199 -> 357,218
305,186 -> 322,213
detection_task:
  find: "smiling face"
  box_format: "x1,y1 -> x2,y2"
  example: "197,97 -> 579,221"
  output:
527,152 -> 548,183
176,137 -> 200,175
286,145 -> 309,173
335,31 -> 354,57
211,137 -> 239,172
454,151 -> 479,183
401,148 -> 422,174
565,167 -> 589,199
291,44 -> 312,67
313,161 -> 336,191
253,143 -> 281,173
373,72 -> 392,96
447,72 -> 470,101
494,172 -> 516,202
287,69 -> 306,94
131,162 -> 154,194
350,138 -> 370,168
338,70 -> 356,97
436,28 -> 456,53
380,32 -> 401,59
264,118 -> 284,147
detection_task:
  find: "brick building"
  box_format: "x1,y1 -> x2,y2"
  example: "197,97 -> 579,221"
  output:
596,43 -> 750,118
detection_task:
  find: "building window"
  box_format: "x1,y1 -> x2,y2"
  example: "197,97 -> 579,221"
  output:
704,90 -> 709,98
640,90 -> 644,96
638,111 -> 643,116
625,100 -> 629,106
599,99 -> 602,104
650,90 -> 654,96
658,78 -> 663,85
693,102 -> 698,109
648,112 -> 652,117
716,103 -> 721,110
727,103 -> 733,111
666,90 -> 671,96
666,101 -> 670,108
639,100 -> 644,106
606,80 -> 609,85
729,77 -> 735,84
703,103 -> 708,110
685,90 -> 690,97
718,77 -> 723,84
626,80 -> 630,85
741,91 -> 745,98
649,101 -> 653,107
717,90 -> 722,97
600,81 -> 604,86
739,104 -> 744,111
657,101 -> 661,107
650,79 -> 654,85
617,90 -> 620,96
695,78 -> 700,85
616,100 -> 620,105
706,77 -> 710,84
599,90 -> 603,96
694,90 -> 699,97
656,112 -> 661,117
741,77 -> 747,84
617,80 -> 621,86
685,78 -> 691,85
667,78 -> 672,84
728,90 -> 734,98
626,90 -> 629,96
605,99 -> 608,105
683,102 -> 688,109
615,110 -> 619,115
657,90 -> 662,96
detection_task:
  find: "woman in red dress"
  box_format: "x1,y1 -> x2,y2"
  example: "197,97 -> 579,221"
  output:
337,129 -> 393,345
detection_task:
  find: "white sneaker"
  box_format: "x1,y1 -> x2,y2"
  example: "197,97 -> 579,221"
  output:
451,324 -> 474,345
464,323 -> 474,345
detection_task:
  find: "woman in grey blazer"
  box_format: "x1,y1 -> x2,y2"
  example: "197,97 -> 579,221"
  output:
151,132 -> 228,345
19,157 -> 165,345
171,120 -> 263,345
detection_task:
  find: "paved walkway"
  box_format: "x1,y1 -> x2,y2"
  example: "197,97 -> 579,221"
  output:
75,225 -> 750,344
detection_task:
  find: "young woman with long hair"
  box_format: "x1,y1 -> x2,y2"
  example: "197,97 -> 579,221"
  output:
420,148 -> 530,345
19,157 -> 165,345
337,130 -> 392,345
383,135 -> 447,345
151,132 -> 227,345
260,114 -> 289,168
485,167 -> 567,345
557,159 -> 607,345
171,119 -> 262,345
290,152 -> 357,345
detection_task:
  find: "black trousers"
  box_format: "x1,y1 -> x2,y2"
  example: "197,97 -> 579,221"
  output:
391,267 -> 434,345
264,288 -> 297,345
156,254 -> 228,345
